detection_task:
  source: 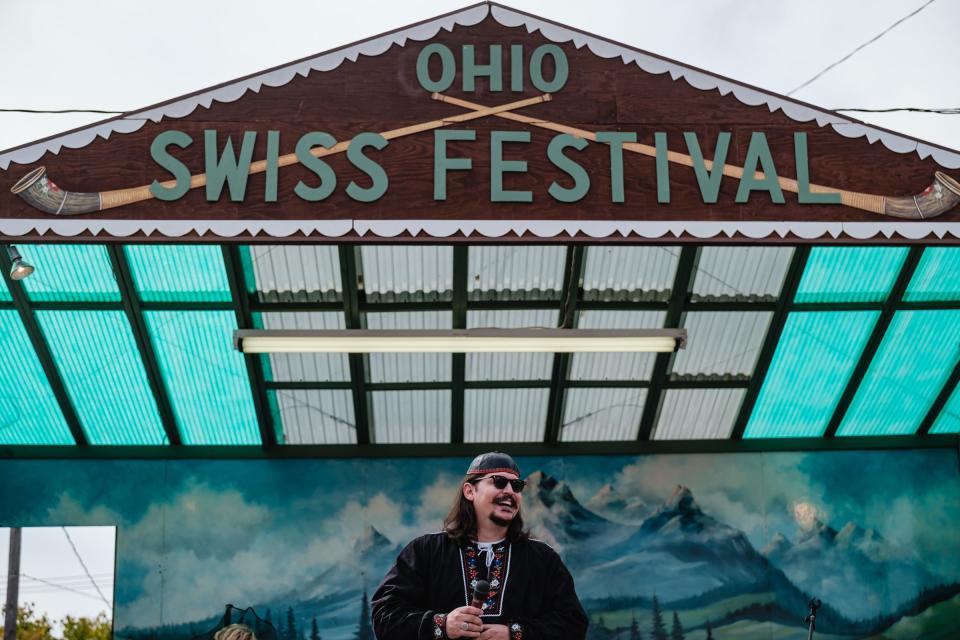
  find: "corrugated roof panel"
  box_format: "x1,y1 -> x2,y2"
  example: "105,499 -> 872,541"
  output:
904,248 -> 960,302
653,389 -> 746,439
467,246 -> 566,300
745,312 -> 879,438
145,311 -> 261,445
692,247 -> 793,301
582,246 -> 679,301
561,388 -> 647,441
930,386 -> 960,434
466,309 -> 558,381
371,390 -> 451,443
838,310 -> 960,436
36,310 -> 165,445
0,310 -> 73,445
366,311 -> 451,383
271,389 -> 356,444
0,279 -> 9,301
246,245 -> 341,303
795,247 -> 909,303
673,312 -> 772,377
257,312 -> 349,382
19,245 -> 120,302
568,310 -> 666,380
361,245 -> 453,301
125,245 -> 231,302
465,389 -> 549,442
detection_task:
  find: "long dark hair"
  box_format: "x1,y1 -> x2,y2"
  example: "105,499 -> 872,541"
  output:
443,473 -> 528,545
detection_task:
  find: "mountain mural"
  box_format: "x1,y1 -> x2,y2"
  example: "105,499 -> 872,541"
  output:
0,452 -> 956,640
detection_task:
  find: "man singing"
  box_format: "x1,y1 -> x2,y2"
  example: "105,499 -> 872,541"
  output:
372,452 -> 588,640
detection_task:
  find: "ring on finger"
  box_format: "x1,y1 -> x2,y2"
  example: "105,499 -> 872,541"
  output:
461,622 -> 469,631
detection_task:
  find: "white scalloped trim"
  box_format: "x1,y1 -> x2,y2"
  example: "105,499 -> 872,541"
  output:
2,4 -> 958,171
1,218 -> 958,242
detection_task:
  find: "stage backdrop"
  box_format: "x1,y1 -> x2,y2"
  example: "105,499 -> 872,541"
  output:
0,452 -> 957,639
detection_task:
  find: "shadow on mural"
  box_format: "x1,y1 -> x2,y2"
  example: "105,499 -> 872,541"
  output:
0,451 -> 958,639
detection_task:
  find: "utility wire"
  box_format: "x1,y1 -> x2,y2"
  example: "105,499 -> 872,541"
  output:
834,107 -> 960,114
0,108 -> 124,114
788,0 -> 938,96
13,573 -> 109,603
61,527 -> 112,608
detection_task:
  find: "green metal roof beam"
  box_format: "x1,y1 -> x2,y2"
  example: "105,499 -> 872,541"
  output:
544,245 -> 585,445
730,246 -> 811,439
918,360 -> 960,435
107,246 -> 182,446
450,246 -> 468,444
0,249 -> 87,445
338,245 -> 373,445
636,246 -> 700,440
223,246 -> 278,448
822,247 -> 924,438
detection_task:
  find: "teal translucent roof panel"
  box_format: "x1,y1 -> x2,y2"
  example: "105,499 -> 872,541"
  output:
0,310 -> 73,444
19,245 -> 120,302
145,311 -> 260,445
125,245 -> 231,302
35,310 -> 166,445
904,248 -> 960,302
795,247 -> 908,304
745,311 -> 879,438
930,385 -> 960,434
838,310 -> 960,436
0,279 -> 10,301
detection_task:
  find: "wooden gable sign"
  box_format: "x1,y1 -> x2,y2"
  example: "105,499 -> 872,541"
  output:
2,3 -> 959,244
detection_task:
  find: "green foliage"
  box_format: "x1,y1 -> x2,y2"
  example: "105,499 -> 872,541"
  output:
630,612 -> 642,640
0,604 -> 111,640
650,597 -> 667,640
669,611 -> 683,640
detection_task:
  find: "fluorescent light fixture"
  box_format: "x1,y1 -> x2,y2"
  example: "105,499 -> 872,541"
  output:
234,328 -> 686,354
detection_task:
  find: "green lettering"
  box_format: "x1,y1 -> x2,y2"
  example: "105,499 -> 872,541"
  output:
596,131 -> 637,203
795,132 -> 841,204
434,129 -> 475,200
149,130 -> 192,201
295,132 -> 338,201
491,130 -> 532,203
463,45 -> 503,92
511,44 -> 524,92
529,44 -> 568,93
655,132 -> 671,203
204,130 -> 257,202
416,44 -> 456,93
684,131 -> 731,204
547,134 -> 590,202
346,132 -> 389,202
265,130 -> 280,202
736,132 -> 785,204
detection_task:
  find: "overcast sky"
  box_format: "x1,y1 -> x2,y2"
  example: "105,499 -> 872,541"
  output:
0,0 -> 958,153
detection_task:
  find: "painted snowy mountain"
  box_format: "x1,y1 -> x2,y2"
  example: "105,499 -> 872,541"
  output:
764,518 -> 941,620
584,483 -> 651,524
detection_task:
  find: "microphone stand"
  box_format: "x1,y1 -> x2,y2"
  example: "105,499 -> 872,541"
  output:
804,598 -> 821,640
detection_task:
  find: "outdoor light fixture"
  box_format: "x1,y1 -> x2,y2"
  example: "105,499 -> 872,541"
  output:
6,245 -> 35,281
234,328 -> 686,354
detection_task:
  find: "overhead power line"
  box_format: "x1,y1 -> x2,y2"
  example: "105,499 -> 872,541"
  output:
61,527 -> 112,608
788,0 -> 939,96
834,107 -> 960,114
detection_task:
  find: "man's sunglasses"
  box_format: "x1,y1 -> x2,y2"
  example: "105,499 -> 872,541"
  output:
472,475 -> 526,493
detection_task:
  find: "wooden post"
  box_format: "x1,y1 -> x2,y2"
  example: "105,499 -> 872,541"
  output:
3,528 -> 21,640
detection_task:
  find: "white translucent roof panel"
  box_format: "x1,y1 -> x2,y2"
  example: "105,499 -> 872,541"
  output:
258,312 -> 349,382
692,247 -> 793,301
672,312 -> 772,378
468,246 -> 566,299
582,246 -> 680,300
272,389 -> 356,444
465,389 -> 550,442
372,390 -> 451,443
561,388 -> 647,441
653,389 -> 746,440
361,245 -> 453,299
466,309 -> 558,381
247,245 -> 341,302
366,311 -> 451,383
569,311 -> 666,381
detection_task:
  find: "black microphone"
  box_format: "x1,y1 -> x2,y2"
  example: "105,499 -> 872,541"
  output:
470,580 -> 490,609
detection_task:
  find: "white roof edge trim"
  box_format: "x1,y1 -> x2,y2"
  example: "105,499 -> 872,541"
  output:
2,3 -> 959,171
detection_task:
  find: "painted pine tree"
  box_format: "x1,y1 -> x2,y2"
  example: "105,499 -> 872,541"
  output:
310,618 -> 320,640
630,612 -> 642,640
670,612 -> 683,640
650,597 -> 667,640
285,608 -> 296,640
704,620 -> 714,640
355,589 -> 374,640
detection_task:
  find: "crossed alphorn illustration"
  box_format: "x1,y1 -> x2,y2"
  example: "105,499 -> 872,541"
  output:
11,93 -> 960,218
